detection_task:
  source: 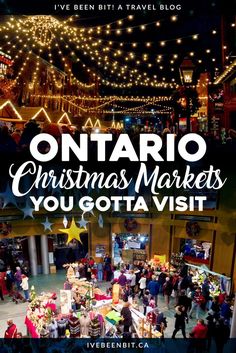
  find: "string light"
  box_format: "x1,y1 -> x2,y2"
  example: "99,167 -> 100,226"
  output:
31,107 -> 51,122
58,112 -> 72,125
0,15 -> 221,92
0,100 -> 22,120
214,59 -> 236,85
171,16 -> 178,22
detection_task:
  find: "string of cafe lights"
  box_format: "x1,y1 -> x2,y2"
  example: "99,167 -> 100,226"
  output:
30,94 -> 173,112
0,18 -> 96,90
30,94 -> 173,114
57,24 -> 170,88
82,102 -> 172,113
0,34 -> 203,91
87,109 -> 171,115
0,15 -> 225,90
0,18 -> 196,86
31,94 -> 172,102
19,16 -> 161,88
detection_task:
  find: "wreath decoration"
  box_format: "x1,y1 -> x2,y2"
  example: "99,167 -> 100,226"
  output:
186,221 -> 200,237
124,218 -> 137,231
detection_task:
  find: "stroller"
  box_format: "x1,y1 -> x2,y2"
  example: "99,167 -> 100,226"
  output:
12,286 -> 26,304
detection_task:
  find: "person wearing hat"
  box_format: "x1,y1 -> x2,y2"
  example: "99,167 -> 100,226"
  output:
4,320 -> 18,338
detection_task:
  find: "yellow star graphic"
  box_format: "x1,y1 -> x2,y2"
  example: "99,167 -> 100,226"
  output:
59,218 -> 85,244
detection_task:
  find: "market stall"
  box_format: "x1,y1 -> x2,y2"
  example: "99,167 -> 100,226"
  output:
110,302 -> 163,338
186,263 -> 231,295
112,233 -> 149,265
25,291 -> 57,338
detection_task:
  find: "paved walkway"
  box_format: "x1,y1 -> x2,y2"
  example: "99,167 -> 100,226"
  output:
0,271 -> 204,338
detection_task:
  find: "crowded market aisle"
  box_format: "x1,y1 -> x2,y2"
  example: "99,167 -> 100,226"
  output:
0,270 -> 219,339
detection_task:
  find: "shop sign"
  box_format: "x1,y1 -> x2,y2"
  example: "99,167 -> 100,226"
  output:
127,240 -> 141,249
214,102 -> 224,112
153,254 -> 166,264
133,249 -> 146,261
95,244 -> 106,258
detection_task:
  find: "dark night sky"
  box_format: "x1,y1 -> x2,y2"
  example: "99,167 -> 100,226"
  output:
0,0 -> 235,96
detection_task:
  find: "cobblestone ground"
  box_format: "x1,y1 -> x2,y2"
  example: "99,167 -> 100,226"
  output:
0,271 -> 206,338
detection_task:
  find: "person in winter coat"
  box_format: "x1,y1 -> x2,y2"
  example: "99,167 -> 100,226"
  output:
20,274 -> 29,301
220,297 -> 232,325
0,272 -> 5,300
163,277 -> 173,309
177,289 -> 191,312
4,320 -> 18,338
211,296 -> 220,318
213,318 -> 230,353
171,305 -> 187,339
138,274 -> 147,299
14,267 -> 22,291
156,311 -> 167,342
118,271 -> 127,287
130,270 -> 137,295
158,272 -> 167,294
190,319 -> 208,338
122,284 -> 132,302
206,310 -> 215,352
121,301 -> 132,332
5,268 -> 14,295
142,290 -> 149,315
189,287 -> 205,320
188,319 -> 208,353
147,276 -> 159,306
202,279 -> 210,310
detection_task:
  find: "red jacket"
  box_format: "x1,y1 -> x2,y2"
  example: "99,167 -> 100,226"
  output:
4,324 -> 17,338
218,293 -> 226,305
191,323 -> 208,339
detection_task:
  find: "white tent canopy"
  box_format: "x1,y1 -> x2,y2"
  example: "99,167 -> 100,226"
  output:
186,263 -> 231,294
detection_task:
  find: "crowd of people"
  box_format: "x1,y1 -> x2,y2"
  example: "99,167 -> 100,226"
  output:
0,265 -> 30,303
0,253 -> 234,353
